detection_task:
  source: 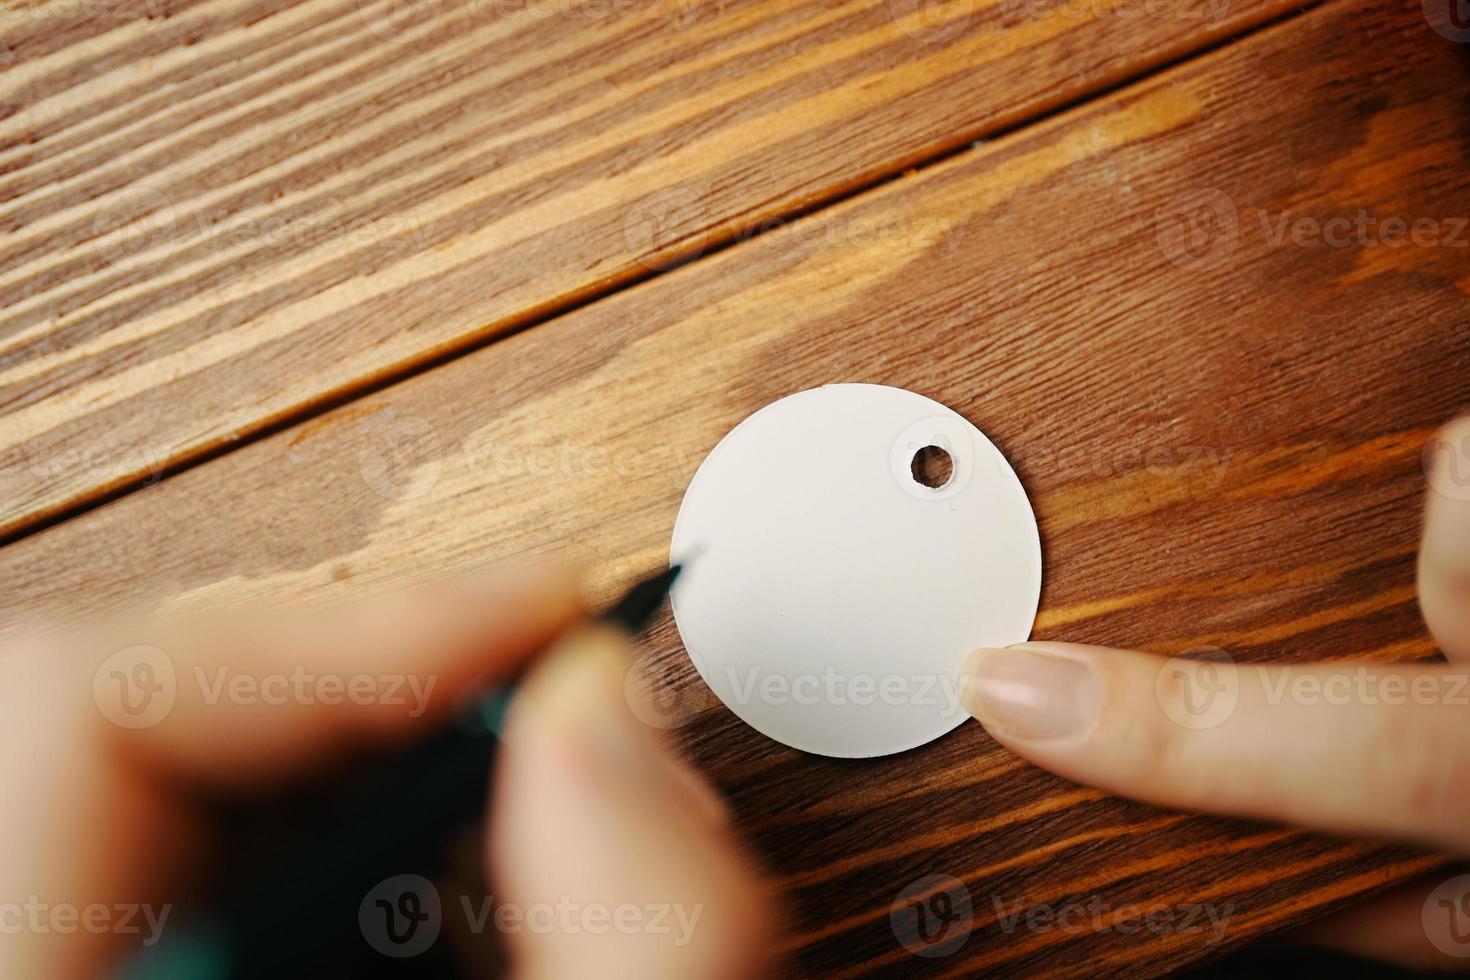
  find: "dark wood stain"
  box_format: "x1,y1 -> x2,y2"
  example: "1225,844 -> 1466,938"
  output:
1,0 -> 1467,976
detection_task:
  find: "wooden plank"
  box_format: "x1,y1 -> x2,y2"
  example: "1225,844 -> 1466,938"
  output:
0,0 -> 1303,538
4,0 -> 1468,974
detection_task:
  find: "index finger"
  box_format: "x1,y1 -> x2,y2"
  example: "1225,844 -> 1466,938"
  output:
74,563 -> 582,788
961,643 -> 1470,853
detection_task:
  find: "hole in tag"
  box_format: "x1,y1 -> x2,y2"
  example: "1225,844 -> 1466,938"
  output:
910,445 -> 953,490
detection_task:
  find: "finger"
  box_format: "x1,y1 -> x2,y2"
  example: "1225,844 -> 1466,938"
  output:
0,564 -> 581,977
101,563 -> 582,787
491,625 -> 776,980
1421,415 -> 1470,663
0,650 -> 197,978
961,643 -> 1470,852
1288,869 -> 1470,971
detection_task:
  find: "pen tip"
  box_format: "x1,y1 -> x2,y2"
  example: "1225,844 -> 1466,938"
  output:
602,564 -> 683,634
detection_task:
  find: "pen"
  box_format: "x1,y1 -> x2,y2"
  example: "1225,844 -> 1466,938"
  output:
121,564 -> 683,980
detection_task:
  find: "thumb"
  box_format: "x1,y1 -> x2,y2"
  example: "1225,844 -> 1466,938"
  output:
490,624 -> 776,980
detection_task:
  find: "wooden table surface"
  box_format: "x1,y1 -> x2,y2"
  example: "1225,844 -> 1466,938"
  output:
4,0 -> 1469,975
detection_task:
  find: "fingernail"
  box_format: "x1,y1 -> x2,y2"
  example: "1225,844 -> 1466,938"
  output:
961,645 -> 1100,741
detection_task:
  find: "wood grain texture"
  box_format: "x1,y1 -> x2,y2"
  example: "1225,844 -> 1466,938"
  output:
4,0 -> 1469,975
0,0 -> 1303,539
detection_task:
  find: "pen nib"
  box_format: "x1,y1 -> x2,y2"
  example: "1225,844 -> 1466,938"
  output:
601,564 -> 683,633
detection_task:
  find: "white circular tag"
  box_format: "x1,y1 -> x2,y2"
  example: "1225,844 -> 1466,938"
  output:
669,384 -> 1041,758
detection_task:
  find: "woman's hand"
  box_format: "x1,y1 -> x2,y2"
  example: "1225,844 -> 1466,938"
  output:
960,415 -> 1470,969
0,565 -> 772,978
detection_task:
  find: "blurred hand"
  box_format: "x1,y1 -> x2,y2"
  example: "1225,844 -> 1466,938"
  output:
0,565 -> 772,978
960,415 -> 1470,969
